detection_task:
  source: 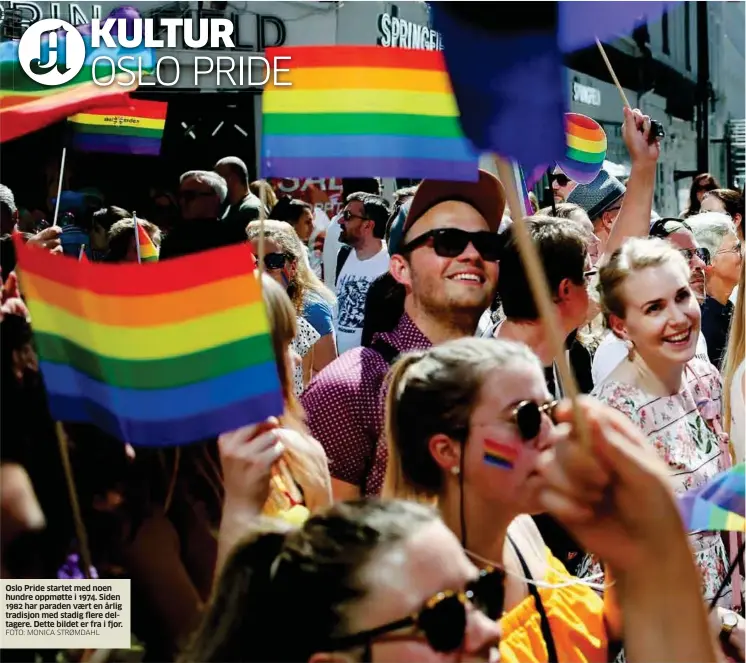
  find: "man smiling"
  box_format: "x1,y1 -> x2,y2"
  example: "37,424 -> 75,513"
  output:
302,170 -> 506,499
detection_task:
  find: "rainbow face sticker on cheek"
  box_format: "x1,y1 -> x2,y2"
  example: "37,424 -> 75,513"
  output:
484,438 -> 520,470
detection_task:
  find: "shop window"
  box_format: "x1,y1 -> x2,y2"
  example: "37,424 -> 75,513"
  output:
662,12 -> 670,55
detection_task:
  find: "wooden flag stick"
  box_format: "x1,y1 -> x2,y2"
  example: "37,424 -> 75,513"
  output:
51,147 -> 67,227
55,422 -> 94,578
494,157 -> 591,450
595,38 -> 632,110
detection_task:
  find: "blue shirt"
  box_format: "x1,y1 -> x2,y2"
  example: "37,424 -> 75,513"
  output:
303,293 -> 335,337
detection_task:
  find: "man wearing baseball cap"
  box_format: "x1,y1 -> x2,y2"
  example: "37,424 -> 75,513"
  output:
301,169 -> 506,499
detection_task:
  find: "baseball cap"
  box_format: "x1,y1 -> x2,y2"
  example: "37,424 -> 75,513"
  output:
387,169 -> 506,254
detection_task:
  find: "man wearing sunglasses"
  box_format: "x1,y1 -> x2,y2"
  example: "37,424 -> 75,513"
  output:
302,170 -> 505,500
335,193 -> 392,355
550,167 -> 577,203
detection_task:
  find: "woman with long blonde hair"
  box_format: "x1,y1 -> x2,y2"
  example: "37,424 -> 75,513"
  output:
721,266 -> 745,463
247,220 -> 337,387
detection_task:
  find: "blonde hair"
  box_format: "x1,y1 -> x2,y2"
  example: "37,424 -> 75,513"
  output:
250,179 -> 278,213
260,274 -> 331,514
597,237 -> 690,329
247,219 -> 335,312
383,338 -> 543,502
722,267 -> 745,446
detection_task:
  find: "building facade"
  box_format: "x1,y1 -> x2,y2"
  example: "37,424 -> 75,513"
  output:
1,1 -> 743,215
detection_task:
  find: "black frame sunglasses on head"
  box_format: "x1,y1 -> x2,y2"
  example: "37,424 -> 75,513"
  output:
512,400 -> 558,441
325,566 -> 505,654
399,228 -> 504,262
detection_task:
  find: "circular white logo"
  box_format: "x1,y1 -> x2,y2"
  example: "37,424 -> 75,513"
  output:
18,19 -> 86,87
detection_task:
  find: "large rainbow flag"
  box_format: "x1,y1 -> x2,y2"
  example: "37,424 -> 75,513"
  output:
261,45 -> 479,181
68,98 -> 167,156
0,8 -> 154,142
679,463 -> 746,533
13,236 -> 283,447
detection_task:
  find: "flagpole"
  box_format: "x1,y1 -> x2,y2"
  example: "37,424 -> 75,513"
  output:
494,156 -> 591,450
133,211 -> 142,264
51,146 -> 67,227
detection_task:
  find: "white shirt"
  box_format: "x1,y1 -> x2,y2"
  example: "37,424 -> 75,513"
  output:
335,245 -> 390,355
323,214 -> 343,290
592,330 -> 710,387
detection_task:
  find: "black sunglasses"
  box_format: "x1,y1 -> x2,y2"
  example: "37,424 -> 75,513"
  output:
650,217 -> 693,238
680,247 -> 711,266
263,251 -> 288,271
341,209 -> 370,222
512,400 -> 558,441
326,566 -> 504,654
399,228 -> 504,262
551,173 -> 570,186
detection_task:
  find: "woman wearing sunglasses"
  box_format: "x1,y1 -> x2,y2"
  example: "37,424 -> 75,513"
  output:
183,499 -> 504,662
593,238 -> 737,610
383,337 -> 619,662
247,220 -> 338,390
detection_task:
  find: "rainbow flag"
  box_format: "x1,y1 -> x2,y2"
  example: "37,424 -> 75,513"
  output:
134,216 -> 159,263
69,99 -> 167,156
0,7 -> 154,142
261,45 -> 479,181
13,235 -> 283,447
679,463 -> 746,533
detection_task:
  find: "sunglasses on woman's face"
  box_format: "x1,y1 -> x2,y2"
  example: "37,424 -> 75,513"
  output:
264,252 -> 288,271
399,228 -> 504,262
511,400 -> 558,441
326,566 -> 505,654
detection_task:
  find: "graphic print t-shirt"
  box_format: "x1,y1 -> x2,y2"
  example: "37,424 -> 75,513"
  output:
335,246 -> 390,355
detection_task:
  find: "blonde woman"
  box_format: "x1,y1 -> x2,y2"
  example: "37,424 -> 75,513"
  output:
247,220 -> 338,387
722,266 -> 745,463
594,237 -> 736,609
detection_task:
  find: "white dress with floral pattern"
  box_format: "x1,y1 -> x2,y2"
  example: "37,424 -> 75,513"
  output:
589,357 -> 735,607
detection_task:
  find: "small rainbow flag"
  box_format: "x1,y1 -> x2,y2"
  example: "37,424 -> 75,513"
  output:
679,463 -> 746,533
261,45 -> 479,181
13,236 -> 283,447
134,216 -> 159,263
484,438 -> 519,469
557,113 -> 607,185
69,99 -> 167,156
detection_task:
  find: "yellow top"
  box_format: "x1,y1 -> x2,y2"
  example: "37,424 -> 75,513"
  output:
499,550 -> 610,663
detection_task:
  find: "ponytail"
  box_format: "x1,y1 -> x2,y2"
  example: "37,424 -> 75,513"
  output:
382,352 -> 431,502
180,524 -> 291,662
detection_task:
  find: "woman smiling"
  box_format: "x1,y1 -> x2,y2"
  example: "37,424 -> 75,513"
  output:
593,237 -> 735,608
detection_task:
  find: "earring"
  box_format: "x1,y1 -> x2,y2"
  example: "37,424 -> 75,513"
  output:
625,339 -> 636,359
450,466 -> 460,476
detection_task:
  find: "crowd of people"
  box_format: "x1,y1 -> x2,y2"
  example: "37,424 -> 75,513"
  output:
1,105 -> 744,663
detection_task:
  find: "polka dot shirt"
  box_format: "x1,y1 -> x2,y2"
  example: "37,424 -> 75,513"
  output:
300,314 -> 432,495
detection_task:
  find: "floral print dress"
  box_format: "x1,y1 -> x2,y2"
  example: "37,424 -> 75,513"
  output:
589,357 -> 736,608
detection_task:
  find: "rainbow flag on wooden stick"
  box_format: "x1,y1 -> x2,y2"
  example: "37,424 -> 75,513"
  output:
13,236 -> 283,447
69,99 -> 167,156
134,216 -> 159,263
261,45 -> 479,181
679,463 -> 746,533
